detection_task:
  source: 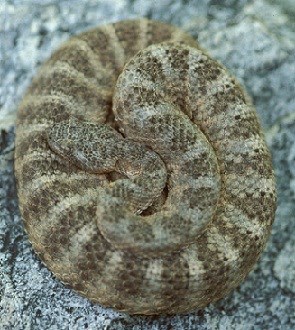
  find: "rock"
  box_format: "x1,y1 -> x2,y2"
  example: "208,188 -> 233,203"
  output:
274,239 -> 295,294
1,0 -> 295,329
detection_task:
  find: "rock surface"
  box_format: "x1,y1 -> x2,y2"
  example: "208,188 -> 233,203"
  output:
0,0 -> 294,329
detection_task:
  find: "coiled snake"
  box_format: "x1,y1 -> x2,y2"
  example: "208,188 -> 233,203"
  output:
14,19 -> 277,315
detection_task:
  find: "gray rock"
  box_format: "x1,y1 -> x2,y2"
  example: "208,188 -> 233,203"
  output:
1,0 -> 295,329
274,238 -> 295,294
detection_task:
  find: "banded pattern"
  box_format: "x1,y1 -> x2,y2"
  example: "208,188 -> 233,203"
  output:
14,19 -> 276,315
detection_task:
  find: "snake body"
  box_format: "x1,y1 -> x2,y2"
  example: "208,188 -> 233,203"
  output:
14,19 -> 277,315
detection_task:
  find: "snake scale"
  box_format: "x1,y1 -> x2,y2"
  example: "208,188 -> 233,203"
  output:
14,19 -> 277,315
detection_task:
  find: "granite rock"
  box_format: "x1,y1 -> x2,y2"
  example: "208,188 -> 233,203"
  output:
1,0 -> 295,329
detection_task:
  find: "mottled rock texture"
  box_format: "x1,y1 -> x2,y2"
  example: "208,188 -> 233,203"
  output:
1,0 -> 294,329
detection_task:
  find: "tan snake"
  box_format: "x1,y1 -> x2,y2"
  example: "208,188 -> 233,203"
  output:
14,18 -> 277,315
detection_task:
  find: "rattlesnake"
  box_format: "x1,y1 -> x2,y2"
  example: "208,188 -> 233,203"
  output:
14,18 -> 277,315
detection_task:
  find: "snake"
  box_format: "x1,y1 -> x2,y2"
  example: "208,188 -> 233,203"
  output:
14,18 -> 277,315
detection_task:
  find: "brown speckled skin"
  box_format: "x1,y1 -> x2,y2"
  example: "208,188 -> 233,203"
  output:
14,19 -> 277,315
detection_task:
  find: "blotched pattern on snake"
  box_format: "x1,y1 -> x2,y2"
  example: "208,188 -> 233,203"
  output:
14,19 -> 277,315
